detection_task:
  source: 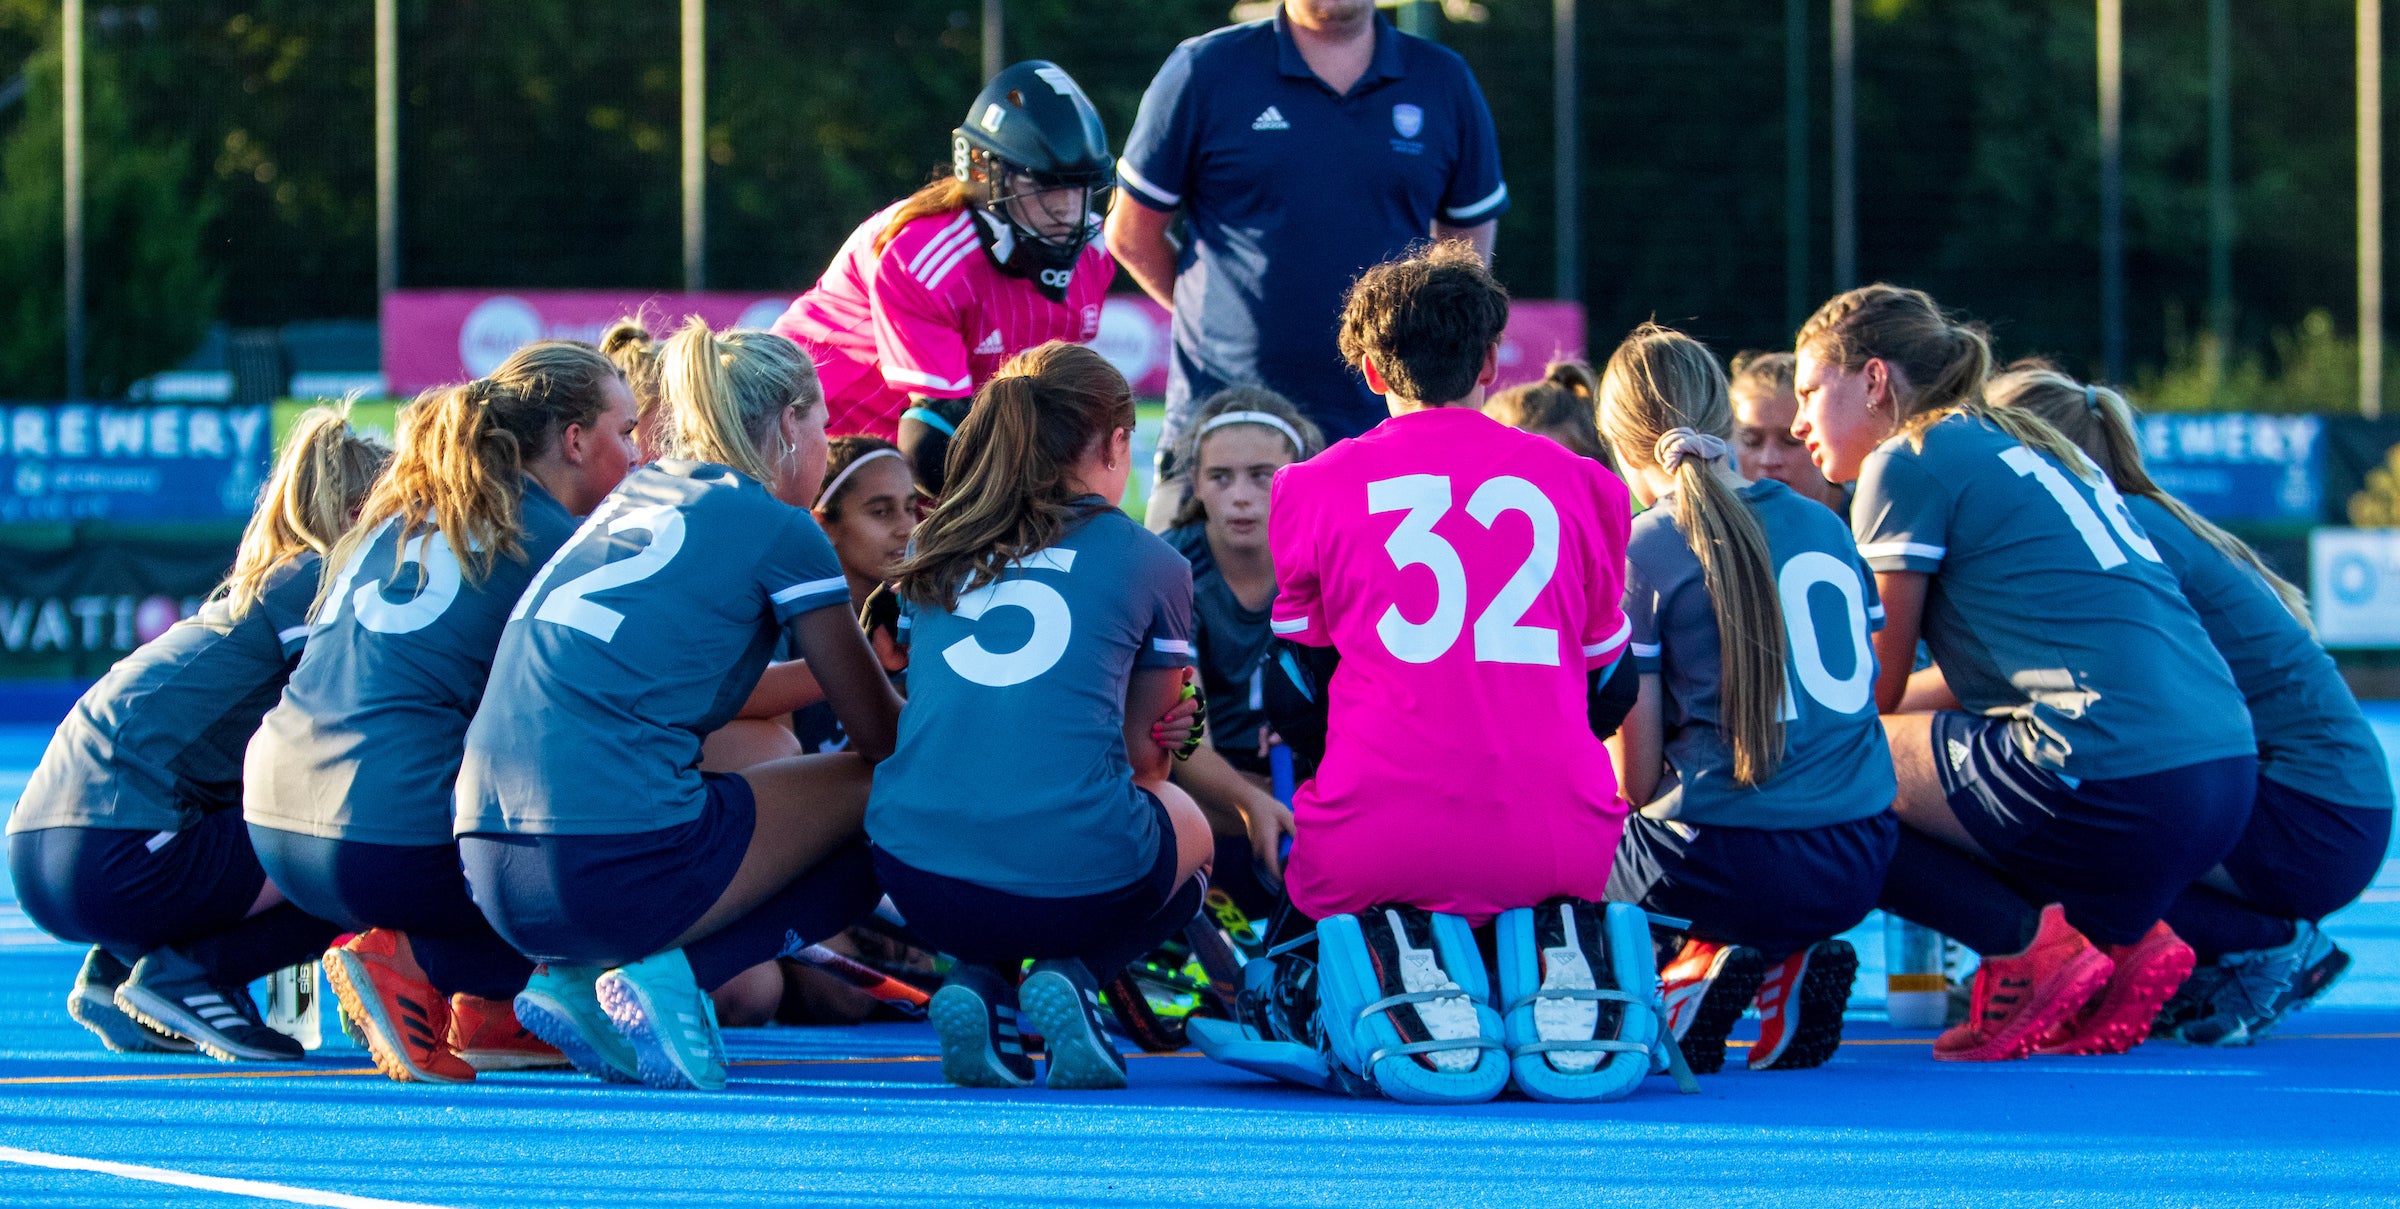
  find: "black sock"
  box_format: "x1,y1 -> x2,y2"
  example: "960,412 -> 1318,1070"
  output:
1210,833 -> 1279,919
2162,884 -> 2298,964
1876,829 -> 2042,957
686,839 -> 881,992
411,926 -> 539,1002
1080,872 -> 1207,984
176,903 -> 342,987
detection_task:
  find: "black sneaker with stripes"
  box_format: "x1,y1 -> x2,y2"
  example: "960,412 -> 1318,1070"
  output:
114,948 -> 304,1063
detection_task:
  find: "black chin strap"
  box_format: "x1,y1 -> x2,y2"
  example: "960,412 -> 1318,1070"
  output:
971,206 -> 1081,303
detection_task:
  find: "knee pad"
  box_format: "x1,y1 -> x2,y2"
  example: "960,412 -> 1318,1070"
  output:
1313,906 -> 1509,1105
1496,899 -> 1696,1102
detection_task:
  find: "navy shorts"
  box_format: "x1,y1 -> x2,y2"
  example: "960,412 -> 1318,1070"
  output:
2220,777 -> 2393,923
1932,711 -> 2256,946
459,772 -> 756,969
873,788 -> 1178,966
251,825 -> 535,1000
1606,811 -> 1899,961
7,809 -> 266,959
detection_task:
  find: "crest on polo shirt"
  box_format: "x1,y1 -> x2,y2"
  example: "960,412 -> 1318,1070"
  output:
1392,103 -> 1424,139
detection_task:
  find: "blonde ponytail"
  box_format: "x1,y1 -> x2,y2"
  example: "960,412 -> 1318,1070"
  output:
219,404 -> 389,621
1987,361 -> 2314,629
321,340 -> 618,615
1600,324 -> 1789,786
660,318 -> 821,488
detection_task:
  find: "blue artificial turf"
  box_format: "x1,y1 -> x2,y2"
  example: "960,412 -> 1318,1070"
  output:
0,712 -> 2393,1208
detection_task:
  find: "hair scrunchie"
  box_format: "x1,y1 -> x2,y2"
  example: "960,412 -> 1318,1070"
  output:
1654,427 -> 1729,472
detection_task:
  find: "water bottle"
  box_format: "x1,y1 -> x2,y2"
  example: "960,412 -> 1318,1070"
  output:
264,960 -> 324,1050
1883,917 -> 1949,1029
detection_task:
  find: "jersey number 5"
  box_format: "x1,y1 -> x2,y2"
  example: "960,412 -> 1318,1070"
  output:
1367,474 -> 1562,666
942,548 -> 1076,687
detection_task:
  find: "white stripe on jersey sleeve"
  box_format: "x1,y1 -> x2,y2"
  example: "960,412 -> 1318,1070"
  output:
906,212 -> 975,276
1858,540 -> 1946,562
1444,182 -> 1509,223
1151,637 -> 1194,655
1583,614 -> 1634,658
922,238 -> 981,290
884,365 -> 973,394
1868,604 -> 1888,620
276,625 -> 310,644
1629,642 -> 1662,658
772,576 -> 849,605
1115,158 -> 1181,208
1270,616 -> 1310,635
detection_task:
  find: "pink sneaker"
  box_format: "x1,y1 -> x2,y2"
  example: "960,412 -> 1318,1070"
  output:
1934,905 -> 2114,1063
2032,920 -> 2194,1056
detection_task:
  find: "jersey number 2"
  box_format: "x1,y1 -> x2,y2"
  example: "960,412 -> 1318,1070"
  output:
1367,474 -> 1561,665
515,504 -> 687,643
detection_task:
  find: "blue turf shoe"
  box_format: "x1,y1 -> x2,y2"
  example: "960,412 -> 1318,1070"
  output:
69,947 -> 195,1055
514,964 -> 639,1083
595,950 -> 728,1091
2259,921 -> 2350,1037
1019,958 -> 1128,1090
928,963 -> 1037,1088
2173,925 -> 2311,1047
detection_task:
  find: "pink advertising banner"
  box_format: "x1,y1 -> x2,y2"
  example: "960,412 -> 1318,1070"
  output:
383,289 -> 1584,400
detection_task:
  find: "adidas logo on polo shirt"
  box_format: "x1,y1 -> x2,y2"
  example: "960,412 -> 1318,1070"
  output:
975,330 -> 1004,355
1251,106 -> 1289,131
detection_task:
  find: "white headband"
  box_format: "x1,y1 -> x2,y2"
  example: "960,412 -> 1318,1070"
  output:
1198,410 -> 1306,457
818,447 -> 905,510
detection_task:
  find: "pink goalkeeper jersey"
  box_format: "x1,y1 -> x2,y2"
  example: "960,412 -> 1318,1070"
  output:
1270,407 -> 1635,923
771,201 -> 1116,439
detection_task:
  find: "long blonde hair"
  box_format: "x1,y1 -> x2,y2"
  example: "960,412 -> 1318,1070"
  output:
1797,283 -> 2090,473
660,319 -> 822,487
896,342 -> 1134,612
1485,359 -> 1615,471
322,341 -> 619,612
1600,324 -> 1788,787
219,405 -> 389,621
1987,360 -> 2313,627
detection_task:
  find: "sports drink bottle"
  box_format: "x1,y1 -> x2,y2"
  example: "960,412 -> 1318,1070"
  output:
1884,917 -> 1949,1029
265,960 -> 324,1050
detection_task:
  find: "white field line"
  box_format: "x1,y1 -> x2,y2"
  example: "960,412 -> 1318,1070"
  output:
0,1146 -> 456,1209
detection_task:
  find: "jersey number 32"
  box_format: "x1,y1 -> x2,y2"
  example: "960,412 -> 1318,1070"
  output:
1368,474 -> 1563,666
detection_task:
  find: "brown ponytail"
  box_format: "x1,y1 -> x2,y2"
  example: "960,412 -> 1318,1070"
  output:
1600,324 -> 1789,786
321,340 -> 619,611
1484,359 -> 1615,471
872,177 -> 975,257
219,404 -> 389,621
895,342 -> 1135,611
1987,360 -> 2314,628
1796,283 -> 2089,472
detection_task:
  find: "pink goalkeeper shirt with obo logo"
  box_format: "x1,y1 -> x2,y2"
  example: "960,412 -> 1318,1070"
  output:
771,200 -> 1116,439
1270,406 -> 1635,923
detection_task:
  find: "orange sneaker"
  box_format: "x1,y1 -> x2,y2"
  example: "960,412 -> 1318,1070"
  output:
449,993 -> 571,1071
1933,905 -> 2114,1063
322,929 -> 475,1084
2032,920 -> 2194,1056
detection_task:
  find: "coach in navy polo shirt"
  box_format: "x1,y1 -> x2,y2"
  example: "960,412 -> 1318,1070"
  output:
1106,0 -> 1509,522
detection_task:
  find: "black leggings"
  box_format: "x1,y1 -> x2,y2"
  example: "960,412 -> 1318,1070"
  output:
9,812 -> 338,985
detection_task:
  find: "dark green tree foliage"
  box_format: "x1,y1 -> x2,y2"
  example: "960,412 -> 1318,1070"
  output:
0,0 -> 2388,394
0,39 -> 216,397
